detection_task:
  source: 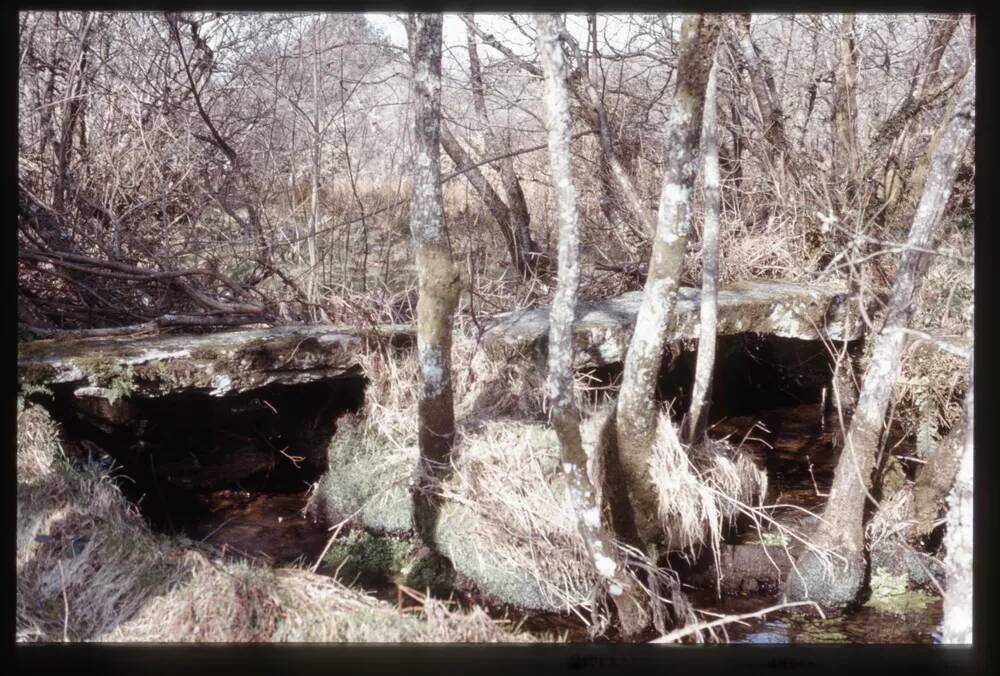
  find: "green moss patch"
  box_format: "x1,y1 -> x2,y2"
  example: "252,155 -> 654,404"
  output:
864,567 -> 933,616
321,530 -> 416,587
789,616 -> 848,643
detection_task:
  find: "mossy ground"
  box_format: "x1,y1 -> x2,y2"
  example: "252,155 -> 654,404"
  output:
787,615 -> 849,643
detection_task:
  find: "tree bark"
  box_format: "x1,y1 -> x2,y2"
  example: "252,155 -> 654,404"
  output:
406,14 -> 462,555
613,14 -> 722,546
941,350 -> 973,643
683,59 -> 721,446
732,15 -> 791,172
463,17 -> 543,278
535,12 -> 649,639
785,65 -> 975,609
909,405 -> 967,543
831,14 -> 860,200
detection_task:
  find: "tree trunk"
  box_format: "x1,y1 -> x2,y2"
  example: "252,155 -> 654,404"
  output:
535,13 -> 649,639
613,14 -> 722,546
941,350 -> 973,643
831,14 -> 860,201
733,15 -> 791,172
785,65 -> 975,609
909,404 -> 967,543
406,14 -> 462,555
683,59 -> 721,446
439,123 -> 529,278
464,18 -> 543,278
308,24 -> 321,321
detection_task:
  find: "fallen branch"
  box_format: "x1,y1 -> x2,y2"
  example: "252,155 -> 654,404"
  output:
650,600 -> 825,643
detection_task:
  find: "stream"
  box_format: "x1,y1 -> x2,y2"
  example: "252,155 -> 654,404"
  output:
137,399 -> 940,644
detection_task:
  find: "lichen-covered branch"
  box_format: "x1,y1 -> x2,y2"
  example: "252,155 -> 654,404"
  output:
683,58 -> 721,446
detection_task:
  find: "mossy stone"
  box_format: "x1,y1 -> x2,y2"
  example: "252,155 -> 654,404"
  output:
322,530 -> 415,586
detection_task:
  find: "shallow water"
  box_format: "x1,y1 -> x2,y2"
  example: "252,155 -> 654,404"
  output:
685,590 -> 942,644
148,400 -> 940,643
172,489 -> 331,566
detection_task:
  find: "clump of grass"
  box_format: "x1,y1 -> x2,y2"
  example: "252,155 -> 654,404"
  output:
649,416 -> 768,561
16,402 -> 532,643
17,403 -> 198,642
112,559 -> 525,643
437,417 -> 599,612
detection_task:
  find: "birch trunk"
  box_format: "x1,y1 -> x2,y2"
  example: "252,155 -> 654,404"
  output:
536,14 -> 649,637
406,14 -> 462,554
941,350 -> 973,644
683,59 -> 721,446
613,14 -> 722,546
785,65 -> 975,608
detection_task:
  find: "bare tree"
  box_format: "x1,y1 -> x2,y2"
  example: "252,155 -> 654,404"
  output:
831,14 -> 860,201
405,13 -> 462,556
682,58 -> 721,446
785,64 -> 975,608
612,14 -> 722,546
732,14 -> 791,174
462,16 -> 543,277
535,12 -> 648,638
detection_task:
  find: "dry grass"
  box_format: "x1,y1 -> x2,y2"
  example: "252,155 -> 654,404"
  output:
437,416 -> 602,613
16,402 -> 532,643
649,415 -> 768,562
311,333 -> 770,625
109,560 -> 526,643
17,405 -> 200,642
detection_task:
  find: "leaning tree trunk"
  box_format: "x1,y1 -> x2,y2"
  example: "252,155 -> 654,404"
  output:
439,123 -> 528,279
613,14 -> 722,546
463,17 -> 542,278
941,349 -> 973,644
732,14 -> 792,175
535,12 -> 649,639
683,58 -> 721,446
785,65 -> 975,609
406,14 -> 462,555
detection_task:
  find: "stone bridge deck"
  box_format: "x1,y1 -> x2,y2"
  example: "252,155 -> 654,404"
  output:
480,279 -> 861,367
18,280 -> 860,399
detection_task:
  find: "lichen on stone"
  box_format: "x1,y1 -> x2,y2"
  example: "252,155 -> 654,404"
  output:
865,567 -> 933,616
